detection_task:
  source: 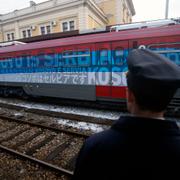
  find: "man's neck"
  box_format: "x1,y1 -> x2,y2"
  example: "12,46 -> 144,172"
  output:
130,106 -> 165,120
132,112 -> 165,120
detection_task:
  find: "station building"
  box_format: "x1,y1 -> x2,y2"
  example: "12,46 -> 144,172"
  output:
0,0 -> 135,42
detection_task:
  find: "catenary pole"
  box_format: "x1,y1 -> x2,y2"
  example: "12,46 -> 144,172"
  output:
165,0 -> 169,19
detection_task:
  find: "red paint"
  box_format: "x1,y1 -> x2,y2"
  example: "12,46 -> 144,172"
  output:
111,86 -> 127,99
96,86 -> 127,99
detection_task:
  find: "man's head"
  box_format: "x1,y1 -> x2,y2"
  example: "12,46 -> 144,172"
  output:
126,49 -> 180,113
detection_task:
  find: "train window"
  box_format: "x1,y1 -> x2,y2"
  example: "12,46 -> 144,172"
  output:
77,49 -> 90,66
62,50 -> 77,66
36,54 -> 45,67
42,54 -> 57,67
114,48 -> 125,65
0,58 -> 12,70
25,55 -> 39,68
0,56 -> 29,74
132,41 -> 138,49
148,43 -> 180,66
99,49 -> 109,65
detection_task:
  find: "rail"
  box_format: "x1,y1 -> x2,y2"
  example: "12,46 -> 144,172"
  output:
0,144 -> 73,176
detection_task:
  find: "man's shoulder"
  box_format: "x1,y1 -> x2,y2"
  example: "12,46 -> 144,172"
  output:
87,128 -> 117,143
83,126 -> 123,150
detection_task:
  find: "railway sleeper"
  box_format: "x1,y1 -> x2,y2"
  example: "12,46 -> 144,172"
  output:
12,131 -> 43,150
25,135 -> 56,156
0,127 -> 30,143
44,138 -> 72,161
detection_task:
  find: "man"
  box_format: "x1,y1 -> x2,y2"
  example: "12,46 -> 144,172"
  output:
72,49 -> 180,180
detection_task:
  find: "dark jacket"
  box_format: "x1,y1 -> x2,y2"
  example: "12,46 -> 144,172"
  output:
72,116 -> 180,180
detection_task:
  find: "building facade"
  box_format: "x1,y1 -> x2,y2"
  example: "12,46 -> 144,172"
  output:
0,0 -> 135,42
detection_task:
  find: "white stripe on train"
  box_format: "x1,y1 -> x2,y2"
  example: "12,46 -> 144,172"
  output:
0,72 -> 127,86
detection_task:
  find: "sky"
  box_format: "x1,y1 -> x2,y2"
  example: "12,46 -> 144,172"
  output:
132,0 -> 180,21
0,0 -> 179,22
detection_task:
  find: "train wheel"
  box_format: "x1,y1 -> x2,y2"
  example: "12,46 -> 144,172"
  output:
17,89 -> 24,96
20,91 -> 29,100
3,89 -> 10,97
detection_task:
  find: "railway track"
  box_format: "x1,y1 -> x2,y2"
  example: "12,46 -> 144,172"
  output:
0,98 -> 119,126
0,114 -> 89,179
0,97 -> 179,131
0,96 -> 179,120
0,147 -> 72,180
0,98 -> 179,179
0,103 -> 115,137
0,98 -> 119,179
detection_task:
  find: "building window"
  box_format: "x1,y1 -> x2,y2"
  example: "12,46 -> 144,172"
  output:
40,25 -> 51,35
7,34 -> 11,41
62,22 -> 68,32
22,30 -> 26,38
46,25 -> 51,34
27,29 -> 31,37
22,29 -> 32,38
11,33 -> 14,40
6,32 -> 15,41
62,20 -> 75,32
70,21 -> 75,31
40,26 -> 46,35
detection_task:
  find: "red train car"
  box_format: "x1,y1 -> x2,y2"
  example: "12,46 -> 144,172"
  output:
0,19 -> 179,102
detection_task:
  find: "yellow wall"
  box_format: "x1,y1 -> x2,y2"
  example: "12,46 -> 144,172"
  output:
97,0 -> 116,25
31,26 -> 39,36
52,19 -> 60,33
88,16 -> 103,29
88,16 -> 94,28
0,0 -> 133,42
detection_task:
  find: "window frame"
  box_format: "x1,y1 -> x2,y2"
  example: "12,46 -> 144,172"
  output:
61,19 -> 76,32
62,49 -> 90,67
148,42 -> 180,66
40,24 -> 52,35
21,28 -> 32,38
6,32 -> 15,41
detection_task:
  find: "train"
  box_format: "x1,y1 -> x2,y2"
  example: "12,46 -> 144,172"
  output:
0,19 -> 179,103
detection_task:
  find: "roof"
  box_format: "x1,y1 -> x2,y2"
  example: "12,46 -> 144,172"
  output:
0,24 -> 179,54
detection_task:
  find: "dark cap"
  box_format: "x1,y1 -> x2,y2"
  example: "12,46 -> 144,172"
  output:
127,49 -> 180,88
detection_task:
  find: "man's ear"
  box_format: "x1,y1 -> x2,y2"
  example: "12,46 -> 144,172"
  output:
127,88 -> 135,103
126,88 -> 136,113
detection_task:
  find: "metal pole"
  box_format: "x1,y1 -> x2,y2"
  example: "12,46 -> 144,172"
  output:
165,0 -> 169,19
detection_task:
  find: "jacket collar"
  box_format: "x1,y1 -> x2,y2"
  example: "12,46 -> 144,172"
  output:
112,116 -> 179,135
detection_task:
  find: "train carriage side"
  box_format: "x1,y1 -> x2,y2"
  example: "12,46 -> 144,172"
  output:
0,44 -> 97,101
93,24 -> 180,102
0,23 -> 179,102
0,33 -> 130,102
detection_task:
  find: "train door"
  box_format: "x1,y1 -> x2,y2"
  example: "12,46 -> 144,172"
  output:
111,41 -> 129,99
95,43 -> 112,98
